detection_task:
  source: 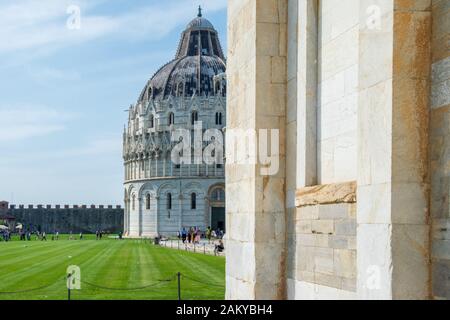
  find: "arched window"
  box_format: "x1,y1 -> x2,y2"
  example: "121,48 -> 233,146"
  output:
191,193 -> 197,210
149,115 -> 154,128
215,112 -> 223,125
215,82 -> 221,95
212,188 -> 225,201
176,82 -> 184,97
147,87 -> 152,100
146,194 -> 151,210
191,111 -> 198,125
167,193 -> 172,210
168,113 -> 175,126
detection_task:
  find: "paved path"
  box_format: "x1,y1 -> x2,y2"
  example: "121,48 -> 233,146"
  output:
160,239 -> 225,256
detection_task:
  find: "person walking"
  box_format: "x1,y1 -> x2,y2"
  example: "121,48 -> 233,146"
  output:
42,232 -> 47,241
181,228 -> 187,243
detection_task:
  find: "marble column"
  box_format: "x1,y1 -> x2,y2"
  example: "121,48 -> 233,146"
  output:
226,0 -> 288,300
357,0 -> 432,299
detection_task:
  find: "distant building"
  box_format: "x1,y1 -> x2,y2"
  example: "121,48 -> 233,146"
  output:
123,8 -> 226,238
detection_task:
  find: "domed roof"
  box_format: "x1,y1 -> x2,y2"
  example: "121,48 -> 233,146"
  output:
186,16 -> 215,30
138,7 -> 226,102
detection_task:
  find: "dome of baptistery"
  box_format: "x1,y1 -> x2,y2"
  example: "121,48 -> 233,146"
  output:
137,8 -> 226,102
123,7 -> 227,239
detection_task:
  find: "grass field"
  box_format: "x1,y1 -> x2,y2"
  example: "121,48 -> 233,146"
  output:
0,236 -> 225,300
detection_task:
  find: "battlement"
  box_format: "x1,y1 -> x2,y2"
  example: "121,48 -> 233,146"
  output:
8,204 -> 122,210
1,201 -> 123,234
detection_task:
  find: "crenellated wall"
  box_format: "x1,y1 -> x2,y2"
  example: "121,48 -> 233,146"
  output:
4,203 -> 123,234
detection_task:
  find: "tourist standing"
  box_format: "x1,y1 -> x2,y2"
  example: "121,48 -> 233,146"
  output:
206,226 -> 212,244
187,228 -> 192,243
181,228 -> 187,243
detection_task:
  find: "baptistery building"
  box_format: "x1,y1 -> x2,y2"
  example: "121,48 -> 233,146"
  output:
123,9 -> 226,237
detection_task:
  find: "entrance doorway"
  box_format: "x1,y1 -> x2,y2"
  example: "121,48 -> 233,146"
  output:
211,207 -> 225,232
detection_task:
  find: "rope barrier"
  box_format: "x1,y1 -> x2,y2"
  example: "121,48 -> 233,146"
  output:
79,275 -> 176,291
0,272 -> 224,297
0,278 -> 63,294
181,274 -> 225,288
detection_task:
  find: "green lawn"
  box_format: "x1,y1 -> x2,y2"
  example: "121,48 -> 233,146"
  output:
0,237 -> 225,300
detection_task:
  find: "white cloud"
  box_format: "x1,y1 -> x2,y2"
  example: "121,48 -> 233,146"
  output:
0,105 -> 74,142
0,0 -> 227,54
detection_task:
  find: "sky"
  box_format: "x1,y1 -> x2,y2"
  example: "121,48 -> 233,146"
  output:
0,0 -> 228,205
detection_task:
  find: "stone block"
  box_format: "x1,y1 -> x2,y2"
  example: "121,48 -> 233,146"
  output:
319,203 -> 349,219
328,235 -> 349,249
296,220 -> 312,234
314,247 -> 334,275
432,259 -> 450,299
297,233 -> 329,247
296,181 -> 356,207
334,249 -> 357,279
296,205 -> 319,220
311,220 -> 334,234
313,272 -> 342,289
335,219 -> 356,236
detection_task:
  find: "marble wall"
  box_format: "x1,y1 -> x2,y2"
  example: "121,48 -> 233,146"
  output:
430,0 -> 450,300
226,0 -> 449,300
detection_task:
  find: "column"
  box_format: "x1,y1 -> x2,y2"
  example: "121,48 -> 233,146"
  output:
296,0 -> 317,188
357,0 -> 431,299
226,0 -> 288,300
138,197 -> 143,236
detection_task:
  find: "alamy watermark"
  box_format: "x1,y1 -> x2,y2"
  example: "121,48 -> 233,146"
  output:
169,122 -> 279,176
66,5 -> 81,30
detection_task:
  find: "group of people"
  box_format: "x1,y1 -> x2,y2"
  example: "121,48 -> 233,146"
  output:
95,230 -> 104,240
175,226 -> 225,255
179,227 -> 201,244
0,230 -> 11,241
178,226 -> 225,244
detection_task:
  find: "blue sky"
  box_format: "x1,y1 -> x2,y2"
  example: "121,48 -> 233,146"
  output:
0,0 -> 227,205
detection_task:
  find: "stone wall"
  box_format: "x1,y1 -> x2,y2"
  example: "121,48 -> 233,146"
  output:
430,0 -> 450,300
226,0 -> 288,300
6,204 -> 123,234
288,182 -> 357,299
317,0 -> 359,184
226,0 -> 450,300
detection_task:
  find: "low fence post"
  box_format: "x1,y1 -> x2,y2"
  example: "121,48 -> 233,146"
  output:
204,243 -> 206,254
177,272 -> 181,301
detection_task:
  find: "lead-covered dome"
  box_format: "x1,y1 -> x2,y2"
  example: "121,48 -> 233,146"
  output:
138,7 -> 226,102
